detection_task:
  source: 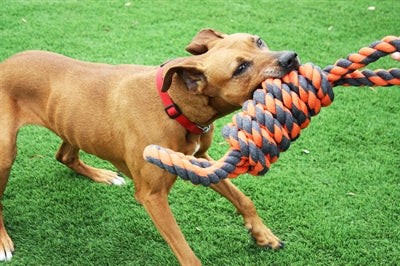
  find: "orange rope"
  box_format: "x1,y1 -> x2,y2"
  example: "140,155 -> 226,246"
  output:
143,36 -> 400,186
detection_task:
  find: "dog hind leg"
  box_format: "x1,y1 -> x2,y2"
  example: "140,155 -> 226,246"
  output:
55,141 -> 125,185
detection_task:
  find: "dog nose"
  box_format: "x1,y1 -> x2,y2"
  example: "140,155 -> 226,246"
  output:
278,51 -> 298,70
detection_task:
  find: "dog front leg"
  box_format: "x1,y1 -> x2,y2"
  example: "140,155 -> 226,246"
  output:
210,179 -> 283,249
135,165 -> 201,266
0,144 -> 16,260
141,192 -> 201,265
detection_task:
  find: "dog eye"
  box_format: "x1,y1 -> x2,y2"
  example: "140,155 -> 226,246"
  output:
233,62 -> 250,76
257,38 -> 266,48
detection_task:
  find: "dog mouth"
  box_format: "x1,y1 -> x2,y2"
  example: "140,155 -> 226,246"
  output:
264,64 -> 297,79
264,69 -> 287,79
242,58 -> 300,105
244,72 -> 289,104
243,83 -> 263,104
247,71 -> 285,99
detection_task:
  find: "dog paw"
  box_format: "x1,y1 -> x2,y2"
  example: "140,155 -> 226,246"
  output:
246,222 -> 282,250
111,174 -> 126,186
0,248 -> 12,261
0,232 -> 14,261
266,242 -> 284,250
91,169 -> 126,185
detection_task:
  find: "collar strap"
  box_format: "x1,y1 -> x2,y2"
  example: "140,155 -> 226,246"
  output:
156,66 -> 210,134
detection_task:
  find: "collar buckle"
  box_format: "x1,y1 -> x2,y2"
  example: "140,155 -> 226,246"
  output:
164,104 -> 182,119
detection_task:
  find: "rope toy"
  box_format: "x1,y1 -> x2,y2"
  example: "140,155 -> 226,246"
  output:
143,36 -> 400,186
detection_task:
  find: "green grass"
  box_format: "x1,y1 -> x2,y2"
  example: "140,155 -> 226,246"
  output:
1,0 -> 400,265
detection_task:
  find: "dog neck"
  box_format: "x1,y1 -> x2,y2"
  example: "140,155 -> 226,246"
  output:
156,67 -> 211,134
167,76 -> 240,127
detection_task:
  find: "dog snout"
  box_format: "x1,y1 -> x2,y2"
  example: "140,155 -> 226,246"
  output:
278,51 -> 299,71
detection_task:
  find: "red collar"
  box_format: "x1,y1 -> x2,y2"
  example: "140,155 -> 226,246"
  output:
156,66 -> 210,134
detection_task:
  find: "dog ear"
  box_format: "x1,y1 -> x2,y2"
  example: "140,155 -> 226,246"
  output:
162,59 -> 207,94
185,28 -> 227,55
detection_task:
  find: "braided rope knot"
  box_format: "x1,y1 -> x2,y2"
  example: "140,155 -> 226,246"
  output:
143,36 -> 400,186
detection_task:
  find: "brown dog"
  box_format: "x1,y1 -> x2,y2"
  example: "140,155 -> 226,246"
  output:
0,29 -> 299,264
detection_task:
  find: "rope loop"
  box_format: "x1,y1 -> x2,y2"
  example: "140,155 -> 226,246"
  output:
143,36 -> 400,187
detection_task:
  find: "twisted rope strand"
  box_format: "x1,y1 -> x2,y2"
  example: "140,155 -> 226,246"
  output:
143,36 -> 400,186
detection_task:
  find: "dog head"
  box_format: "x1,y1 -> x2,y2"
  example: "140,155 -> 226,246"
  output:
162,28 -> 299,110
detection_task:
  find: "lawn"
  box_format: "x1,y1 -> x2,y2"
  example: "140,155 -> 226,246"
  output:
1,0 -> 399,265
